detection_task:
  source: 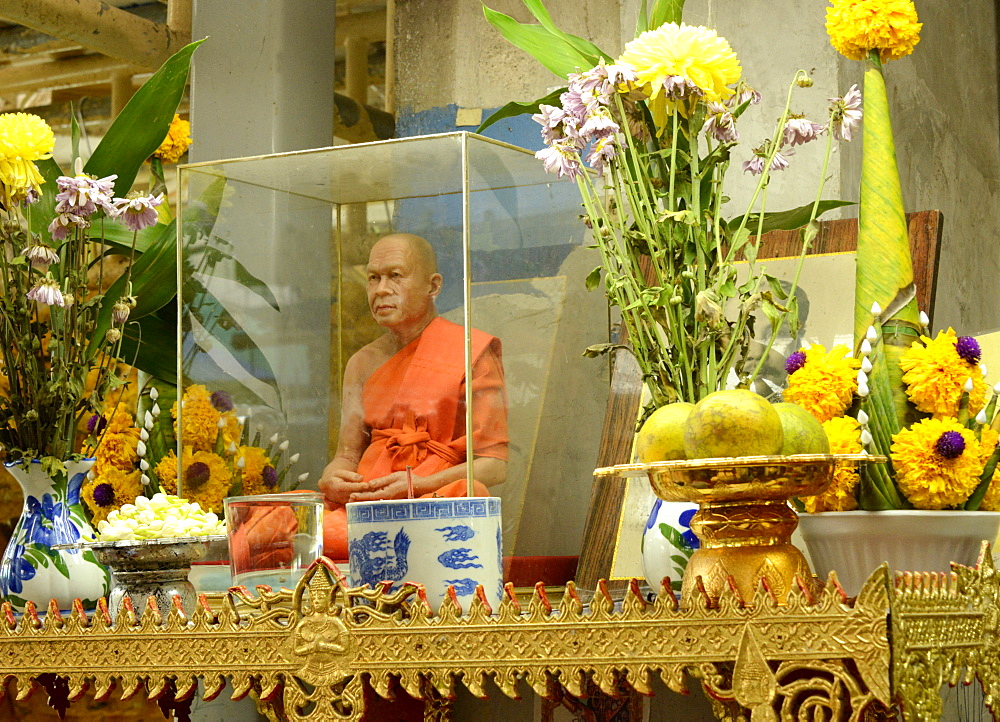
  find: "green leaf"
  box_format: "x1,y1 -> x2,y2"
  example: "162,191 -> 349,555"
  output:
120,309 -> 178,384
4,594 -> 27,609
27,156 -> 63,238
477,88 -> 564,133
521,0 -> 613,63
183,277 -> 282,403
647,0 -> 685,29
657,522 -> 695,552
764,274 -> 788,301
84,39 -> 204,197
585,266 -> 602,291
483,6 -> 599,78
87,219 -> 178,362
730,200 -> 855,237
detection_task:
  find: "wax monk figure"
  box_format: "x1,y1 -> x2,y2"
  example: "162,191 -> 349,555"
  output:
318,233 -> 509,559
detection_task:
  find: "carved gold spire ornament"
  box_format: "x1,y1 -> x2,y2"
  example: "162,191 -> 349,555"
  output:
0,551 -> 999,719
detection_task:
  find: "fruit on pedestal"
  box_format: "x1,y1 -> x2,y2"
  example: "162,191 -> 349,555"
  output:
636,402 -> 695,462
773,402 -> 830,455
683,389 -> 783,459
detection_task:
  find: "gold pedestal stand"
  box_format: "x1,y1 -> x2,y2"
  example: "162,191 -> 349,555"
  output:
597,454 -> 877,605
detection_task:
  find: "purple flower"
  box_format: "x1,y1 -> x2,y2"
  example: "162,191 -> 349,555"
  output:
27,278 -> 65,307
743,141 -> 791,175
532,104 -> 583,146
829,84 -> 863,142
92,483 -> 115,507
112,301 -> 130,325
21,244 -> 59,267
210,390 -> 235,412
20,188 -> 39,205
660,75 -> 704,100
54,173 -> 118,216
785,351 -> 807,374
579,112 -> 620,140
585,134 -> 618,174
703,102 -> 738,143
186,461 -> 211,488
536,142 -> 583,180
48,212 -> 90,241
114,193 -> 164,231
956,336 -> 982,364
87,413 -> 108,436
262,465 -> 278,488
783,116 -> 826,146
726,81 -> 762,108
935,431 -> 966,459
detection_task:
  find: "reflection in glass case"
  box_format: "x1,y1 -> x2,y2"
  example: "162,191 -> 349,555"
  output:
176,132 -> 607,555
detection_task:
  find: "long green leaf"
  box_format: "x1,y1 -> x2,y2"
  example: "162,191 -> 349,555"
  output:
477,88 -> 564,133
637,0 -> 685,33
183,277 -> 281,402
87,219 -> 177,361
198,236 -> 281,312
521,0 -> 612,63
483,6 -> 597,78
27,156 -> 63,238
120,309 -> 177,385
729,200 -> 855,237
84,39 -> 205,196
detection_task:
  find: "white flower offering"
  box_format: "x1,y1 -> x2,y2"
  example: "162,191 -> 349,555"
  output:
95,493 -> 226,541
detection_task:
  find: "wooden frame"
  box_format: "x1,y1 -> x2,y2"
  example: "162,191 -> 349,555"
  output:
574,211 -> 944,596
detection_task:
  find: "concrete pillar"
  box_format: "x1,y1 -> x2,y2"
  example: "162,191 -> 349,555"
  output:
189,0 -> 336,161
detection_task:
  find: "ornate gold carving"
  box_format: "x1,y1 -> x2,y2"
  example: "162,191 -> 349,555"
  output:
2,549 -> 1000,720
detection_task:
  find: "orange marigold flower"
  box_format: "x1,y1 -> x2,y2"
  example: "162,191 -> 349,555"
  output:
891,417 -> 982,509
783,344 -> 860,423
153,114 -> 192,164
804,416 -> 862,512
899,328 -> 987,418
156,446 -> 232,514
171,384 -> 221,452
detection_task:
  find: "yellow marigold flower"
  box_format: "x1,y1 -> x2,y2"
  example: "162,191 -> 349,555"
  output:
237,445 -> 275,496
804,416 -> 862,512
221,413 -> 242,449
156,447 -> 232,514
172,384 -> 221,452
82,467 -> 143,524
104,407 -> 136,435
826,0 -> 921,62
153,114 -> 192,165
899,328 -> 987,418
0,112 -> 55,201
93,428 -> 140,475
618,23 -> 741,108
783,344 -> 860,423
979,427 -> 1000,511
891,417 -> 982,509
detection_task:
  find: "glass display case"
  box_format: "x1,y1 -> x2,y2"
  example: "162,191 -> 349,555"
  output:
175,132 -> 607,557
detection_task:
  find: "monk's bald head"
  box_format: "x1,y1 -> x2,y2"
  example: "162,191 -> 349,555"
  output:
366,233 -> 443,335
369,234 -> 438,278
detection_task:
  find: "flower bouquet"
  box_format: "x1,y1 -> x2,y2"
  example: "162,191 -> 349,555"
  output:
0,40 -> 203,610
482,0 -> 856,411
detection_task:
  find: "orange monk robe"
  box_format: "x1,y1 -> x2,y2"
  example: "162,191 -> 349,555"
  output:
324,317 -> 509,559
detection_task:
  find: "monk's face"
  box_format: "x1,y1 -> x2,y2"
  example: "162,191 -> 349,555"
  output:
366,237 -> 441,330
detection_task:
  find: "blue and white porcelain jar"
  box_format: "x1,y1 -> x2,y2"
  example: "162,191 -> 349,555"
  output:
641,498 -> 699,594
0,459 -> 109,611
346,497 -> 503,611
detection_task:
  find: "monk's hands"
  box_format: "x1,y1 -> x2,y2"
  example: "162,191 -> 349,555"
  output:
346,471 -> 419,502
318,464 -> 365,506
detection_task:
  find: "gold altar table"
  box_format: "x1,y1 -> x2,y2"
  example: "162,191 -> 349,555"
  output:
0,550 -> 997,721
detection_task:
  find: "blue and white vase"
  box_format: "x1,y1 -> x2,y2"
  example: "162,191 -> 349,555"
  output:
0,459 -> 109,612
641,499 -> 699,593
346,497 -> 504,612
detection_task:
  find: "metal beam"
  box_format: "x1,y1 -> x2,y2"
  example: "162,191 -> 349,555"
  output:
0,0 -> 189,70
